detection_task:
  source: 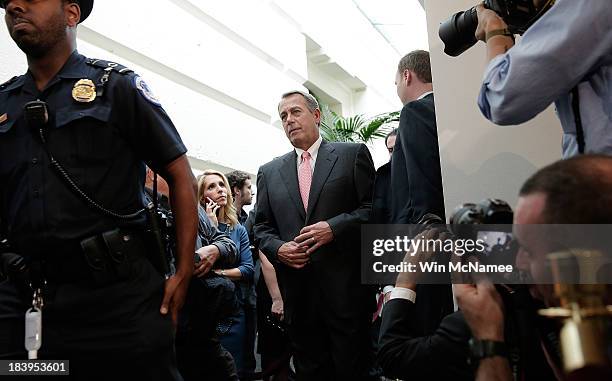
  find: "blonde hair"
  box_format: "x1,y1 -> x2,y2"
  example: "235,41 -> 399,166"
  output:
197,169 -> 239,228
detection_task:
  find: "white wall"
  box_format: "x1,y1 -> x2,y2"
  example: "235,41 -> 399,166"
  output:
423,0 -> 562,215
1,0 -> 405,175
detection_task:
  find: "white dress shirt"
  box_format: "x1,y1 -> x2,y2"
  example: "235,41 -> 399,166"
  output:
389,287 -> 417,303
416,91 -> 433,101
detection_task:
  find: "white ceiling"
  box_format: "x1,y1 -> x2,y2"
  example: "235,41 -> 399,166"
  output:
353,0 -> 429,55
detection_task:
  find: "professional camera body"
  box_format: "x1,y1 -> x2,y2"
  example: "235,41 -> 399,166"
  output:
449,198 -> 514,247
449,199 -> 516,276
450,198 -> 514,226
439,0 -> 555,56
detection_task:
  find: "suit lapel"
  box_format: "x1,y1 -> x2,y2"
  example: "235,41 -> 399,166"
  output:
279,151 -> 306,220
306,142 -> 337,220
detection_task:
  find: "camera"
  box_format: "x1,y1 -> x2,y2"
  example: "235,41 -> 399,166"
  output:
439,0 -> 554,56
450,198 -> 513,225
449,199 -> 517,282
449,198 -> 513,241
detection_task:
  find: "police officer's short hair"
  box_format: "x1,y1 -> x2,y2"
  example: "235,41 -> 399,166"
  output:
398,50 -> 432,84
226,170 -> 251,196
279,90 -> 320,113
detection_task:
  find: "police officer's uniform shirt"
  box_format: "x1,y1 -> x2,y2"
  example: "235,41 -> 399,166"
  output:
0,51 -> 187,253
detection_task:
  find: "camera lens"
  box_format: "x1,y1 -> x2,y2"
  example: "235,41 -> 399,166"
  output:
439,6 -> 479,57
449,203 -> 479,225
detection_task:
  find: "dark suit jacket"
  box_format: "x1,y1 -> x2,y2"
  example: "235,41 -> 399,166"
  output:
370,161 -> 392,224
391,93 -> 445,224
254,141 -> 375,322
388,95 -> 454,338
377,299 -> 473,380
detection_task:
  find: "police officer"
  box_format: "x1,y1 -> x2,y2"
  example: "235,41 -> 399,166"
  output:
0,0 -> 198,379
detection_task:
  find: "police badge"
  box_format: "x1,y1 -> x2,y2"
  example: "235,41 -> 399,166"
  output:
72,79 -> 97,103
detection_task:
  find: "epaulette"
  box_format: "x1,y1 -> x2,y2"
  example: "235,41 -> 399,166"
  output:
0,76 -> 22,91
86,58 -> 133,75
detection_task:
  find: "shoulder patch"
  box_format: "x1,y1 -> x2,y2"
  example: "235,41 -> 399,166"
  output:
86,58 -> 133,75
134,75 -> 162,106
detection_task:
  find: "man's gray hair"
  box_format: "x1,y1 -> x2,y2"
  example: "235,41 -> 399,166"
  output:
279,90 -> 320,112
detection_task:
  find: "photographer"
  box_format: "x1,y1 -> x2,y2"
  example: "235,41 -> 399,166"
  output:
456,155 -> 612,381
377,228 -> 474,381
476,0 -> 612,157
377,176 -> 611,381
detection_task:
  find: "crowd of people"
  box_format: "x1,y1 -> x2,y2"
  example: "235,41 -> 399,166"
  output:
0,0 -> 611,380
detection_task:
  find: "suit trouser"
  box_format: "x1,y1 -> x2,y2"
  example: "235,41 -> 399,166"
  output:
287,287 -> 374,381
0,256 -> 182,381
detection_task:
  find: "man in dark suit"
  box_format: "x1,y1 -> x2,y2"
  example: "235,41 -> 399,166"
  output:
386,51 -> 454,343
391,50 -> 445,224
254,91 -> 376,380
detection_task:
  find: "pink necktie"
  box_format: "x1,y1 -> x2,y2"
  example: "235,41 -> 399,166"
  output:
298,151 -> 312,210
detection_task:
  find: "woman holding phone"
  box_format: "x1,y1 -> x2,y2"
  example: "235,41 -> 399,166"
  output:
197,170 -> 255,377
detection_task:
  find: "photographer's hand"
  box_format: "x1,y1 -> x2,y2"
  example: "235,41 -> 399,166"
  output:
455,282 -> 504,341
475,4 -> 508,41
476,4 -> 515,62
396,227 -> 450,290
455,282 -> 511,381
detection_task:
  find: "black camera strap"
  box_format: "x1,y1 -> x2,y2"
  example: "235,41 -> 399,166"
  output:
522,0 -> 556,32
571,87 -> 586,154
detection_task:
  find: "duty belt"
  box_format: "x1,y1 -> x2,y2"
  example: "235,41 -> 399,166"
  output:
22,228 -> 150,286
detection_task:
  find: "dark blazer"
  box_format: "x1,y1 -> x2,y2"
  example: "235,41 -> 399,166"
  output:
377,299 -> 473,381
254,141 -> 375,321
391,93 -> 445,224
388,94 -> 454,350
370,161 -> 392,224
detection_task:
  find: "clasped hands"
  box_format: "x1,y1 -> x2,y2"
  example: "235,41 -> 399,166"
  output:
278,221 -> 334,269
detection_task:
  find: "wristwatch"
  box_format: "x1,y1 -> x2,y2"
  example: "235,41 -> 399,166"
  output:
220,269 -> 226,276
485,28 -> 515,43
468,339 -> 508,365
